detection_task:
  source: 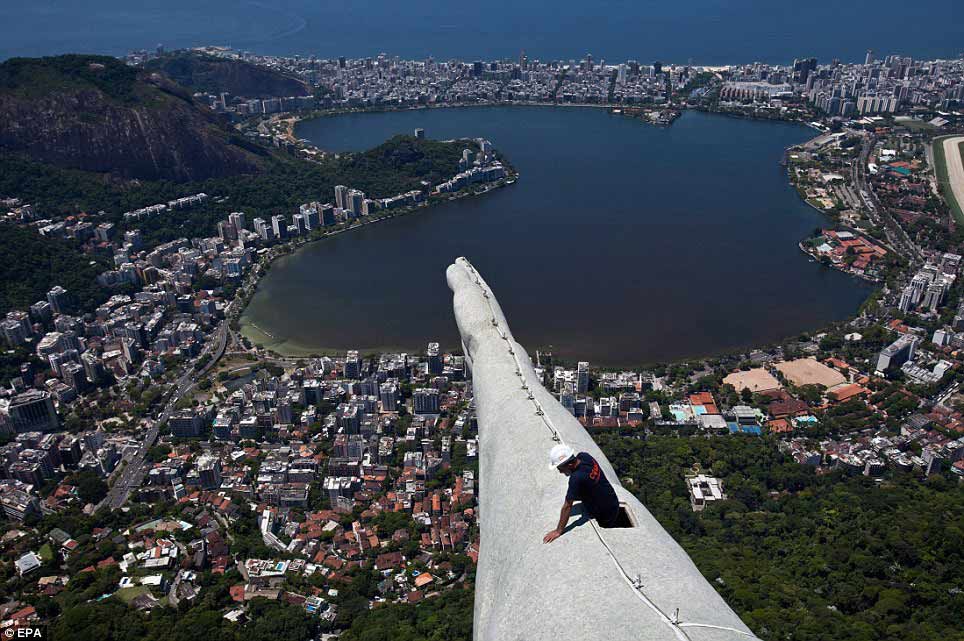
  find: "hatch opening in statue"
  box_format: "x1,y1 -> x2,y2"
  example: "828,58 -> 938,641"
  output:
600,503 -> 637,529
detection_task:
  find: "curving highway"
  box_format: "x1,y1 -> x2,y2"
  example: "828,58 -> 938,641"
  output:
853,132 -> 923,263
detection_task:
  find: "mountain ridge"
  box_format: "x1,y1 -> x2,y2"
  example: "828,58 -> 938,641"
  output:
143,52 -> 311,98
0,54 -> 267,182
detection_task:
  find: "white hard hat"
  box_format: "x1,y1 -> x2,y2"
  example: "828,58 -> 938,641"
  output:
549,444 -> 575,469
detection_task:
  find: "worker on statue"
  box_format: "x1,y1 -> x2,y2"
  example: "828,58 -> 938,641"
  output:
543,444 -> 620,543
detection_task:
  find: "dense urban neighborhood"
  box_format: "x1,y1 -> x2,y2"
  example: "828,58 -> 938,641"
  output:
1,45 -> 964,641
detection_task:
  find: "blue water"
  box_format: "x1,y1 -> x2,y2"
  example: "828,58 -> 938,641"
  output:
1,0 -> 961,64
241,107 -> 873,365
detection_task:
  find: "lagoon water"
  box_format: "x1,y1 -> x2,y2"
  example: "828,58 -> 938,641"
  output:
241,107 -> 873,365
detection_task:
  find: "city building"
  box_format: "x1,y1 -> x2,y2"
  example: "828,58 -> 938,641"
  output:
687,474 -> 726,512
6,390 -> 59,433
46,286 -> 69,315
427,342 -> 442,375
196,455 -> 222,490
876,335 -> 920,373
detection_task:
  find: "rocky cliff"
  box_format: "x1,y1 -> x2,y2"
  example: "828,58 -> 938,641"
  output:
144,52 -> 310,98
0,55 -> 267,182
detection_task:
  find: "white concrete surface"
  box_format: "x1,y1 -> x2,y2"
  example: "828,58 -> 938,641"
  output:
448,258 -> 758,641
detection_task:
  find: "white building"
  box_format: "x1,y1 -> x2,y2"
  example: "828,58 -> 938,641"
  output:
687,474 -> 726,512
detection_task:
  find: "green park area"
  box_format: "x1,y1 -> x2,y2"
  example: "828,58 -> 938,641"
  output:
114,586 -> 150,605
38,543 -> 54,562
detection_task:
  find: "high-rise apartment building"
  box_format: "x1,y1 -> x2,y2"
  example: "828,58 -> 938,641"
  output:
334,185 -> 349,209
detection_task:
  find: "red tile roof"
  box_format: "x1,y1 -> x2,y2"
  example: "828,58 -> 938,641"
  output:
766,419 -> 792,433
769,398 -> 809,418
829,384 -> 869,402
10,606 -> 37,622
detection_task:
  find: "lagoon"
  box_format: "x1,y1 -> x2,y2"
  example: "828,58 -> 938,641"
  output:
241,107 -> 873,365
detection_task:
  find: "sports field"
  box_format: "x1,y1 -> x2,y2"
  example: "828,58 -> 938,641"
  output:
933,135 -> 964,224
723,368 -> 782,393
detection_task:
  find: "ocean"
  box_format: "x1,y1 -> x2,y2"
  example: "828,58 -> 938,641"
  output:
2,0 -> 961,64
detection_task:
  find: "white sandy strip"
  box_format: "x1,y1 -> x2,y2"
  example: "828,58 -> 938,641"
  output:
941,136 -> 964,213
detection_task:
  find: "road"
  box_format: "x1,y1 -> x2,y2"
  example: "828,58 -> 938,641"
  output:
935,380 -> 961,408
851,133 -> 924,264
101,318 -> 231,510
99,214 -> 392,510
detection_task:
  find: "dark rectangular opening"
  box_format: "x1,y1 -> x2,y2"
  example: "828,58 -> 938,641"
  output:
600,503 -> 636,529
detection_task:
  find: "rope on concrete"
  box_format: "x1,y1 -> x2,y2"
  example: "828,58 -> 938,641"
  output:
588,519 -> 690,641
590,519 -> 763,640
676,623 -> 763,638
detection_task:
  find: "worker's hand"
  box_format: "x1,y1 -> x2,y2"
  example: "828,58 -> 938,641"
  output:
543,529 -> 562,544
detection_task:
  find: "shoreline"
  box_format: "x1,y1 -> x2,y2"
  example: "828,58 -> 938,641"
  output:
784,132 -> 899,283
281,100 -> 818,155
236,176 -> 517,356
797,241 -> 881,284
282,101 -> 648,156
239,106 -> 876,365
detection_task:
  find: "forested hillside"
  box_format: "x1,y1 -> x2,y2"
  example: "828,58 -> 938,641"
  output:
0,55 -> 265,181
144,52 -> 310,98
0,135 -> 465,247
0,225 -> 109,316
596,433 -> 964,641
0,133 -> 467,317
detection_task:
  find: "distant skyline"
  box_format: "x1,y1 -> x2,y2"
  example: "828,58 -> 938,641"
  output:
2,0 -> 962,64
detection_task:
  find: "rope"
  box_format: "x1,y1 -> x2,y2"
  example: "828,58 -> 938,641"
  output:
676,623 -> 762,638
588,516 -> 762,641
458,258 -> 763,641
588,520 -> 691,641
